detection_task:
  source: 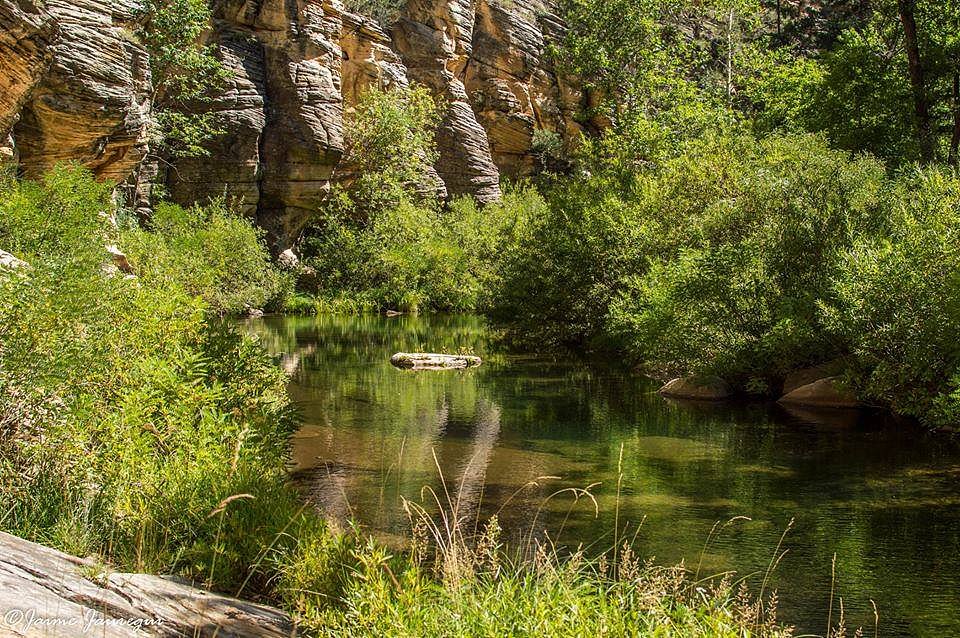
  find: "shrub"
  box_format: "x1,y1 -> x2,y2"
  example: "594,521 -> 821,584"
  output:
339,84 -> 441,215
0,166 -> 303,592
122,199 -> 289,314
825,168 -> 960,426
301,188 -> 535,313
300,85 -> 538,314
606,134 -> 888,387
492,170 -> 645,348
341,0 -> 406,25
139,0 -> 229,158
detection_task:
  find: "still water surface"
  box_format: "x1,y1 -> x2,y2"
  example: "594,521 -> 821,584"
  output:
249,314 -> 960,637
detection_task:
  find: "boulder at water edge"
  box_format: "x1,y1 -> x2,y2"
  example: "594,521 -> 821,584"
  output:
659,375 -> 732,400
778,376 -> 861,409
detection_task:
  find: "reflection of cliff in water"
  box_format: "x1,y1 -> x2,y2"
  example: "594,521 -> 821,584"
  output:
449,400 -> 502,529
293,398 -> 505,541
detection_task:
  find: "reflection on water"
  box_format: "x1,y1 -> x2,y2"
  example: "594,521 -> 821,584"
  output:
248,314 -> 960,638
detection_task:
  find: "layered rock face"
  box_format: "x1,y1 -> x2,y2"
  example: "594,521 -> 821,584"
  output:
6,0 -> 152,182
442,0 -> 582,179
339,10 -> 447,197
0,0 -> 54,143
0,0 -> 584,249
390,0 -> 582,201
167,0 -> 346,252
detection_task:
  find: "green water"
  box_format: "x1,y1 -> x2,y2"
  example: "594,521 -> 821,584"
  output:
249,313 -> 960,637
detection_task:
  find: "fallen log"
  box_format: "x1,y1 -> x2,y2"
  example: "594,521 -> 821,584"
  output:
390,352 -> 482,370
0,531 -> 295,637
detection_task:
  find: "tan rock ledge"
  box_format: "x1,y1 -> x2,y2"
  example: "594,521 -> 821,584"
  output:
0,531 -> 294,637
390,352 -> 482,370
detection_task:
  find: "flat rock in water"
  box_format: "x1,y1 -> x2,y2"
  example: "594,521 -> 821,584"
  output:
659,375 -> 731,400
0,531 -> 294,637
778,376 -> 860,409
390,352 -> 482,370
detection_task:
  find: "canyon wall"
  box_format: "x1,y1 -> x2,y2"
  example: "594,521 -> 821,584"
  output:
0,0 -> 585,251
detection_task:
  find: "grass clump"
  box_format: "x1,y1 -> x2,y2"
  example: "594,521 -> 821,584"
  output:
303,546 -> 794,637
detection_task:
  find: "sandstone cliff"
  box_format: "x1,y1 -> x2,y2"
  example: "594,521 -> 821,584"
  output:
0,0 -> 585,250
1,0 -> 151,181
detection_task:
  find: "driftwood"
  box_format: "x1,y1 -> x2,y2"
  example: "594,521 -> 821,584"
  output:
390,352 -> 482,370
0,532 -> 295,637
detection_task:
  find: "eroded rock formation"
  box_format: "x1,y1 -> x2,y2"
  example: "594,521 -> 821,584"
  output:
166,0 -> 346,252
0,0 -> 585,249
0,0 -> 55,140
462,0 -> 583,176
12,0 -> 152,182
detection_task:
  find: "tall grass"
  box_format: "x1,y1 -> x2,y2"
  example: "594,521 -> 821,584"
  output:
274,445 -> 877,638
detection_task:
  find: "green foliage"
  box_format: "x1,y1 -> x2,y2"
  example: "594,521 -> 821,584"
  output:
139,0 -> 229,157
0,166 -> 302,591
340,85 -> 441,214
122,200 -> 289,314
554,0 -> 735,147
738,48 -> 825,134
606,134 -> 887,385
299,86 -> 538,314
480,0 -> 960,424
341,0 -> 406,25
825,168 -> 960,426
494,123 -> 960,425
301,187 -> 537,313
295,547 -> 793,637
797,25 -> 918,162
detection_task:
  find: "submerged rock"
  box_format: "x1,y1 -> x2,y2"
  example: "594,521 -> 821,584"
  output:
390,352 -> 482,370
778,376 -> 860,409
659,375 -> 731,400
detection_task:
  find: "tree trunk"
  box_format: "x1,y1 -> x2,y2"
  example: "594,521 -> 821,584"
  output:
897,0 -> 935,162
776,0 -> 782,38
727,8 -> 735,105
950,71 -> 960,166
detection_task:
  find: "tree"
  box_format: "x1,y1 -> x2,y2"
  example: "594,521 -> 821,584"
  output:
138,0 -> 229,159
897,0 -> 934,162
336,84 -> 441,215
